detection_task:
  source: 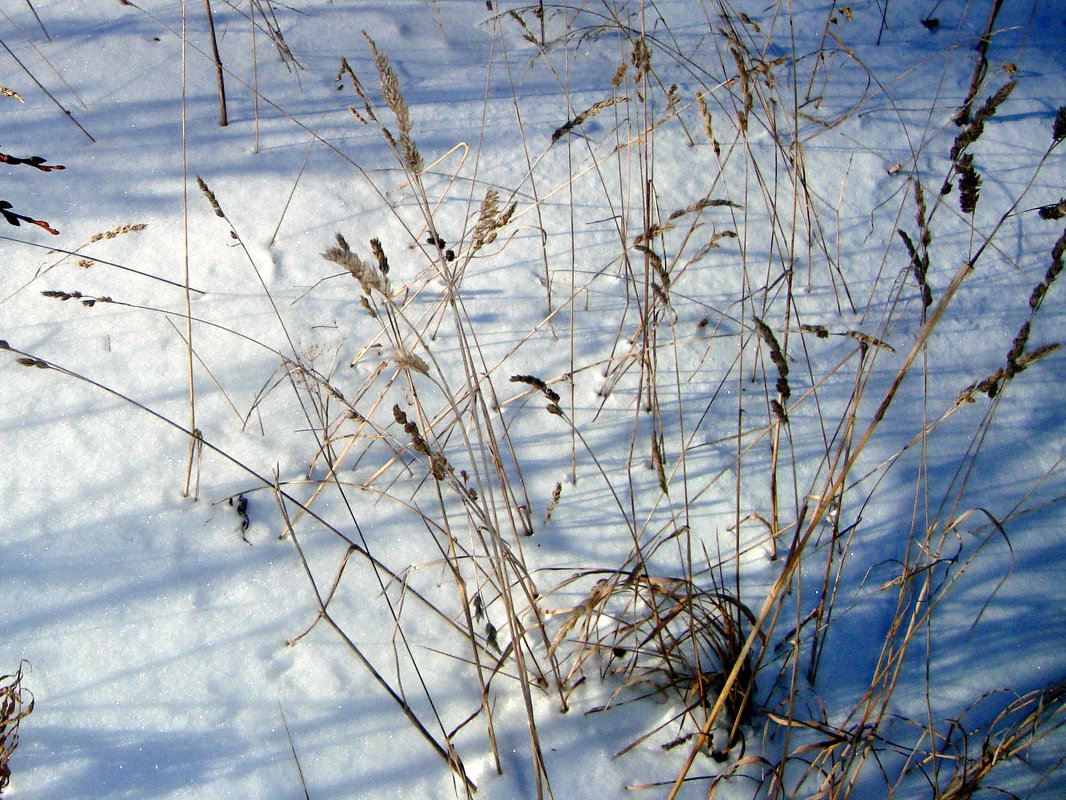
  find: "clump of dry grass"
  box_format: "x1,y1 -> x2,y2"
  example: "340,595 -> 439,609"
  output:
0,662 -> 32,796
6,2 -> 1066,799
935,680 -> 1066,800
548,571 -> 758,760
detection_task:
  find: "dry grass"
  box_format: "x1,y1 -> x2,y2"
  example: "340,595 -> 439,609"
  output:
3,1 -> 1065,798
0,662 -> 32,797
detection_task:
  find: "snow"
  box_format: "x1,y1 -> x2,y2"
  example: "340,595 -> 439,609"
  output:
1,1 -> 1064,798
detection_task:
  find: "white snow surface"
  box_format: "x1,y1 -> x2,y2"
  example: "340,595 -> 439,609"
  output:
1,1 -> 1064,799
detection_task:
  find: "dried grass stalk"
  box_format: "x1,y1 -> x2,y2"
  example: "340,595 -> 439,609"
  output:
938,679 -> 1066,800
634,199 -> 739,248
957,343 -> 1061,403
959,227 -> 1064,400
551,96 -> 627,144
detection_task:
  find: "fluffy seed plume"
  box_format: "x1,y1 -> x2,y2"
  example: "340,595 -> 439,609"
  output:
41,290 -> 84,302
470,189 -> 516,254
392,404 -> 451,479
651,433 -> 668,494
631,36 -> 651,81
363,32 -> 423,173
322,233 -> 390,295
729,43 -> 753,133
393,347 -> 430,376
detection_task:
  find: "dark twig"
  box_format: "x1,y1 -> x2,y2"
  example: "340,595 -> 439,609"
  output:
204,0 -> 229,126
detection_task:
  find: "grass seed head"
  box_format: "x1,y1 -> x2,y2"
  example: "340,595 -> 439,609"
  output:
393,348 -> 430,376
1038,199 -> 1066,220
196,176 -> 225,218
1053,107 -> 1066,142
958,159 -> 982,214
322,233 -> 390,295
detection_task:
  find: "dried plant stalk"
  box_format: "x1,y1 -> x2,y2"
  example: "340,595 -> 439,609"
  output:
551,96 -> 627,144
0,661 -> 33,795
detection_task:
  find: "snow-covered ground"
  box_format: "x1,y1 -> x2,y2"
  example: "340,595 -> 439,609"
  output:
1,1 -> 1064,798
